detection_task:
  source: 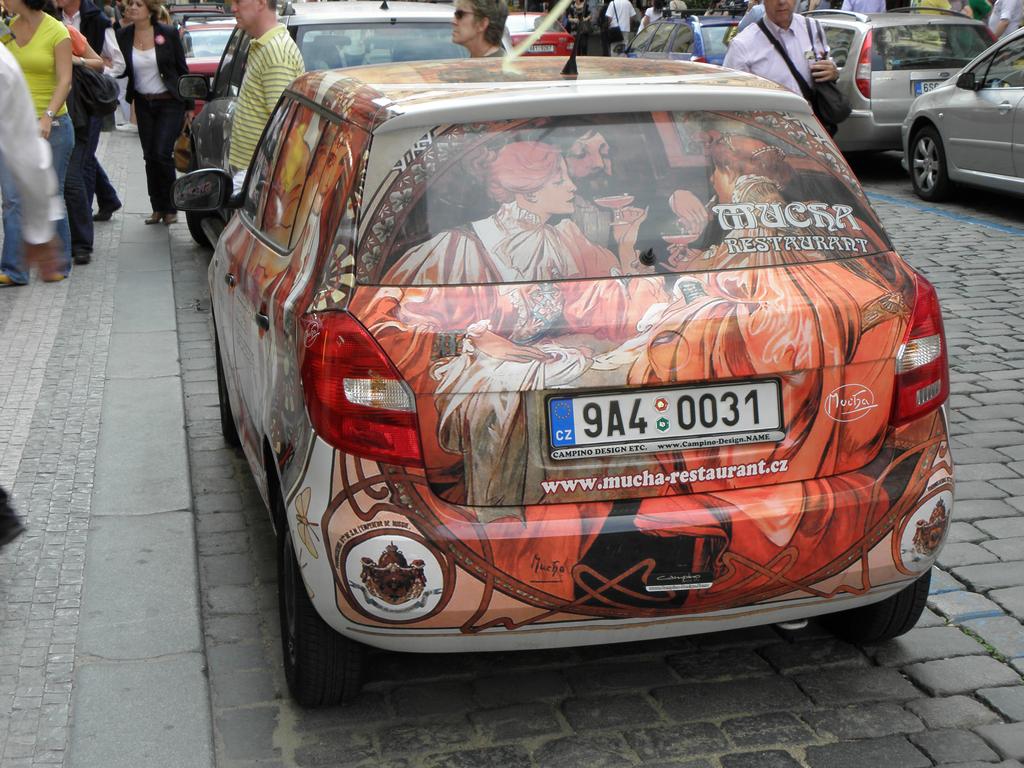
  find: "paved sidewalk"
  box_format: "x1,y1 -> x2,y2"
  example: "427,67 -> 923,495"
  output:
0,132 -> 213,768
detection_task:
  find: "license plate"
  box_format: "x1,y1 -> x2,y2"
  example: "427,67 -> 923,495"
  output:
913,80 -> 941,95
529,44 -> 555,53
548,381 -> 784,460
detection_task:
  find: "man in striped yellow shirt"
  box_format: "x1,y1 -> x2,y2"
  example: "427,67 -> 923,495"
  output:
228,0 -> 304,175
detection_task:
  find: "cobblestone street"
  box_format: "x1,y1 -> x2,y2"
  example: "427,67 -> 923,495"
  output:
1,133 -> 1023,767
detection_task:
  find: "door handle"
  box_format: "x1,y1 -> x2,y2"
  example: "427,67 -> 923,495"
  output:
224,273 -> 237,287
998,101 -> 1012,114
255,312 -> 270,331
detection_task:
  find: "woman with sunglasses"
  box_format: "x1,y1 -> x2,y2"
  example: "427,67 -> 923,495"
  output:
451,0 -> 507,57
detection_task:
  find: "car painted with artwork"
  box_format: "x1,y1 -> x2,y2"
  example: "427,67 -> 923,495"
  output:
808,8 -> 993,152
174,57 -> 954,707
624,12 -> 739,66
506,11 -> 575,56
180,0 -> 478,249
902,25 -> 1024,201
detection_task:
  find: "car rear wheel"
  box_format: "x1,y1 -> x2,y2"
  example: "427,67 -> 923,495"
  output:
910,126 -> 952,202
214,333 -> 240,447
822,569 -> 931,644
277,495 -> 364,707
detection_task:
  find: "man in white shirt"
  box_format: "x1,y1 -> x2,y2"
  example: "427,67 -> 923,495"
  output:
723,0 -> 839,121
57,0 -> 125,225
841,0 -> 886,12
989,0 -> 1023,37
604,0 -> 637,48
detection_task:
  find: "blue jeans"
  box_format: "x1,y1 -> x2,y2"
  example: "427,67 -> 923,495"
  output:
85,116 -> 120,213
134,97 -> 185,213
0,115 -> 74,283
66,125 -> 93,258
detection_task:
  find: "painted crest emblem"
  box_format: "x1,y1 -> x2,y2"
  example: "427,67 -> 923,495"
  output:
360,543 -> 427,605
913,498 -> 949,557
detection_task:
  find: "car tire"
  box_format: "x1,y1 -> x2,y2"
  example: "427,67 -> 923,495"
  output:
277,494 -> 364,707
910,126 -> 952,202
822,569 -> 931,644
215,333 -> 241,448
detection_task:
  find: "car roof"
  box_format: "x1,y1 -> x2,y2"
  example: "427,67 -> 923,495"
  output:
654,13 -> 737,25
287,57 -> 808,134
281,0 -> 457,22
808,9 -> 987,26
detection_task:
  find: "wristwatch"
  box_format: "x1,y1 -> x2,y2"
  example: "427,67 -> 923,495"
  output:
44,109 -> 56,119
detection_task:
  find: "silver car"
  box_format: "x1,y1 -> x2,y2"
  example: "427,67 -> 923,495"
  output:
182,0 -> 474,247
810,8 -> 992,152
902,26 -> 1024,201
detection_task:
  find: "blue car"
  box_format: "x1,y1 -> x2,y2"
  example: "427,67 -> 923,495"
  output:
623,12 -> 739,66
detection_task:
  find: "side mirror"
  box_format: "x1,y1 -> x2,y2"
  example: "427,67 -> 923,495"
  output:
178,73 -> 210,101
955,71 -> 977,91
172,169 -> 237,211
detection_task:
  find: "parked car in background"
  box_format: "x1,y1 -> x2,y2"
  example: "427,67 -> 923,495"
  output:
181,0 -> 477,248
506,11 -> 574,55
810,8 -> 993,152
174,57 -> 954,707
181,19 -> 235,116
623,12 -> 738,65
903,25 -> 1024,200
168,0 -> 230,27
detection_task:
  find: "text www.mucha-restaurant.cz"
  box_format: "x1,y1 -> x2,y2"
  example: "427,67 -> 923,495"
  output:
540,459 -> 790,494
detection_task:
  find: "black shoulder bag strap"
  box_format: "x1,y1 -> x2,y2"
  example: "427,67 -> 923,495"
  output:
756,19 -> 815,105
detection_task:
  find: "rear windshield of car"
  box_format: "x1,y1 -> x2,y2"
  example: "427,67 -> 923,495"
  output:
295,23 -> 468,70
700,24 -> 737,59
507,14 -> 566,33
182,27 -> 233,58
872,23 -> 991,71
357,111 -> 892,287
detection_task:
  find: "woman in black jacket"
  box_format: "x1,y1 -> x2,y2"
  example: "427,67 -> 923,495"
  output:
116,0 -> 191,224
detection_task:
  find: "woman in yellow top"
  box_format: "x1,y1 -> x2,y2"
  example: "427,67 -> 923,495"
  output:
1,0 -> 73,285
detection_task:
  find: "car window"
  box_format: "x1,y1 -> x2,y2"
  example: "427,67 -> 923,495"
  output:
670,23 -> 696,54
698,24 -> 736,59
980,37 -> 1024,89
181,26 -> 233,58
822,25 -> 856,69
872,23 -> 991,71
357,112 -> 892,287
295,22 -> 469,69
647,22 -> 675,52
260,105 -> 325,249
212,27 -> 245,97
242,101 -> 294,223
287,120 -> 346,251
229,34 -> 251,93
628,23 -> 658,52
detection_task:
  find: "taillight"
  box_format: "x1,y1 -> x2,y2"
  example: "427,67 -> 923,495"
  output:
856,30 -> 872,99
299,311 -> 423,466
892,273 -> 949,426
692,55 -> 707,63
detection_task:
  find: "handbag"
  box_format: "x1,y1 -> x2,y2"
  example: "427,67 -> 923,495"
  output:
174,120 -> 192,174
756,18 -> 851,131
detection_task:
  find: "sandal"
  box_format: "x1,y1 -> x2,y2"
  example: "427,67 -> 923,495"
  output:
145,212 -> 163,225
162,212 -> 178,225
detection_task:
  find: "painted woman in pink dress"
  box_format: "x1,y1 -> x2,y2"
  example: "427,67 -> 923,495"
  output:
356,140 -> 666,512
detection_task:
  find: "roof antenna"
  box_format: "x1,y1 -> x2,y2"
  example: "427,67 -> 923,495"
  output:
380,0 -> 389,9
560,25 -> 579,77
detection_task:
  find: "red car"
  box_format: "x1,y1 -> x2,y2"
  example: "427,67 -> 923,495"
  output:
507,12 -> 574,56
181,20 -> 236,116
